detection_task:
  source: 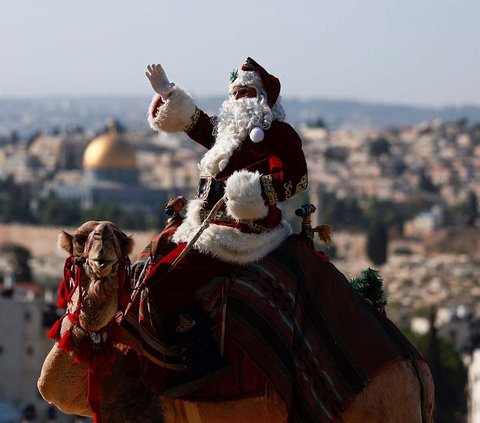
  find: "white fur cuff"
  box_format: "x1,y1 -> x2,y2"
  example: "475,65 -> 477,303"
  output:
225,170 -> 268,220
147,86 -> 196,133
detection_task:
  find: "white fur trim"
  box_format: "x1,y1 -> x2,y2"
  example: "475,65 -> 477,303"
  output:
199,95 -> 273,177
198,131 -> 242,177
230,71 -> 263,93
225,170 -> 268,220
147,86 -> 196,133
218,159 -> 228,172
172,199 -> 291,264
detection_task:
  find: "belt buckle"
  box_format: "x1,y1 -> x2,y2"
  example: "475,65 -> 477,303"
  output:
196,176 -> 213,200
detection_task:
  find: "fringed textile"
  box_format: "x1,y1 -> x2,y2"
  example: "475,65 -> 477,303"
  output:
47,254 -> 132,423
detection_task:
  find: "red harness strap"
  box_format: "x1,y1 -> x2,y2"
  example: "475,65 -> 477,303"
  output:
48,251 -> 131,423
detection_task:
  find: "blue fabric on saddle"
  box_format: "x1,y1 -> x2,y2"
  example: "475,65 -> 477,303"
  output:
220,235 -> 422,422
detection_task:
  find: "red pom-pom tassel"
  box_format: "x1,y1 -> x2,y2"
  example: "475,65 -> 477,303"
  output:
56,280 -> 68,309
47,318 -> 63,340
58,328 -> 75,353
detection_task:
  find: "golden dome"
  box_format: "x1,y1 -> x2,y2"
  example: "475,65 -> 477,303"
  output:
83,130 -> 136,170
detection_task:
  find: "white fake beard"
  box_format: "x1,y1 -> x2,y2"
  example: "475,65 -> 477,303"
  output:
198,95 -> 273,177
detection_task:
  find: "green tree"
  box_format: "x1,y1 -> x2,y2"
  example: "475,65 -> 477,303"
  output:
0,243 -> 33,283
324,146 -> 348,162
149,203 -> 169,231
445,192 -> 479,226
306,117 -> 328,129
403,310 -> 468,423
81,202 -> 122,223
322,194 -> 364,229
366,219 -> 388,265
466,190 -> 478,226
0,177 -> 35,223
81,203 -> 150,230
456,117 -> 468,129
419,168 -> 438,193
365,199 -> 432,234
96,119 -> 127,136
368,137 -> 390,157
9,130 -> 19,144
38,195 -> 81,226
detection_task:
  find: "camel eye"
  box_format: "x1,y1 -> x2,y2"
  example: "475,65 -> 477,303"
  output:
73,235 -> 87,251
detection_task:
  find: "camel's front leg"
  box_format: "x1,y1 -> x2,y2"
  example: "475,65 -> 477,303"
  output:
37,319 -> 92,417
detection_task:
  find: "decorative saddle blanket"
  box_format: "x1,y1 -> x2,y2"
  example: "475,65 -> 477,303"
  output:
121,233 -> 422,423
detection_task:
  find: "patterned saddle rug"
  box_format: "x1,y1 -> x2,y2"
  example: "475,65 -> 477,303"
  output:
120,233 -> 422,423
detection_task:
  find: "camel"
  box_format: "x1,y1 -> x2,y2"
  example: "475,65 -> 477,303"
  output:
38,219 -> 435,423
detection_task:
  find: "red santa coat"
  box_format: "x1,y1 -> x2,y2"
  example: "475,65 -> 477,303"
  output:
148,88 -> 308,264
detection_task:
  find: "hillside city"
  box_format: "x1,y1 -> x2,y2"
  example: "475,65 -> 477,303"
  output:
0,100 -> 479,422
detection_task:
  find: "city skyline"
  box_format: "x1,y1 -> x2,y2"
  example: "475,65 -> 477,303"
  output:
1,0 -> 480,107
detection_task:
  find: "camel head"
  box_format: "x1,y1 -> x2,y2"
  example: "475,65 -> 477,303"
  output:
58,221 -> 134,331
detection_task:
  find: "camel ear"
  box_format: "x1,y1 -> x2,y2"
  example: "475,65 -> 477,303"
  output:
58,230 -> 74,255
119,233 -> 134,256
108,223 -> 134,257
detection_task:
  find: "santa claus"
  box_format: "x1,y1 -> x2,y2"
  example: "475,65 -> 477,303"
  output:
142,57 -> 308,397
147,57 -> 308,264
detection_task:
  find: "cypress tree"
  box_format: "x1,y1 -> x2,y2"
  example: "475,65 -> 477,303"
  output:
366,219 -> 388,265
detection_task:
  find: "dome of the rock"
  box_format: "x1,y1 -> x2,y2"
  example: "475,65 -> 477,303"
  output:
83,130 -> 136,170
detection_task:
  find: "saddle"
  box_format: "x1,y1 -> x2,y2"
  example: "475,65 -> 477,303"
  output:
120,202 -> 422,422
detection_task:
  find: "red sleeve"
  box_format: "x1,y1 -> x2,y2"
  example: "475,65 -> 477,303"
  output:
151,96 -> 214,150
260,122 -> 308,205
151,96 -> 165,117
185,109 -> 215,150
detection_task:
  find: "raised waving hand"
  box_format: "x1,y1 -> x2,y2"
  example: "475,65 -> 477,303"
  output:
146,64 -> 175,99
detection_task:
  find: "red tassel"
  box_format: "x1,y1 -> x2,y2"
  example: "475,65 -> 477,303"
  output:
49,252 -> 131,423
68,309 -> 80,324
56,255 -> 76,309
87,342 -> 117,423
47,319 -> 63,340
74,341 -> 92,365
56,280 -> 68,309
58,328 -> 75,353
88,360 -> 104,423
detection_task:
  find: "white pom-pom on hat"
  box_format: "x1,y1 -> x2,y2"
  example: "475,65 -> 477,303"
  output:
250,127 -> 264,143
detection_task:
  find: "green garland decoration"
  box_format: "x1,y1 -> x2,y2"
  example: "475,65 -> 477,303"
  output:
230,69 -> 238,83
350,268 -> 388,309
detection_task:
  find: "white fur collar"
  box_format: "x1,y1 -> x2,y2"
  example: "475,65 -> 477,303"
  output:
172,199 -> 291,264
198,131 -> 245,177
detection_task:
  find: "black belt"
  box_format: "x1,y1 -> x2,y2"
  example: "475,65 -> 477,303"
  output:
195,176 -> 225,205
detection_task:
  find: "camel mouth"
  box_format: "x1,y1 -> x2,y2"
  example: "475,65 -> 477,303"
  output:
87,258 -> 117,277
93,258 -> 115,267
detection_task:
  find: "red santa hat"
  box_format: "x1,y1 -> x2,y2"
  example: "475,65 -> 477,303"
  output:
229,57 -> 281,107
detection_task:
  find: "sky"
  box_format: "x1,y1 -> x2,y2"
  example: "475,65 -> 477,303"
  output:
1,0 -> 479,107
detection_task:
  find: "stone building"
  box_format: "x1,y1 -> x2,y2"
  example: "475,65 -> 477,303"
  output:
0,292 -> 64,422
49,126 -> 168,211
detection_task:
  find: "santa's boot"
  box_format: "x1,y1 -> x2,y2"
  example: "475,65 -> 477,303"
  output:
164,305 -> 230,398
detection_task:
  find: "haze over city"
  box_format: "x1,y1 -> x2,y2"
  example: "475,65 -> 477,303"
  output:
2,1 -> 480,421
1,0 -> 480,106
